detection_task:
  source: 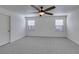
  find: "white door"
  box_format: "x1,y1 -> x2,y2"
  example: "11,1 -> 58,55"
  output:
0,14 -> 10,46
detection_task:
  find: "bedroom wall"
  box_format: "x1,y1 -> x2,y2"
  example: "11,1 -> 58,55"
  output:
11,15 -> 26,42
26,16 -> 67,37
67,9 -> 79,45
0,7 -> 26,42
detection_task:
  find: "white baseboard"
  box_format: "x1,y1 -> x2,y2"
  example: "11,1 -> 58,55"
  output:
25,35 -> 67,38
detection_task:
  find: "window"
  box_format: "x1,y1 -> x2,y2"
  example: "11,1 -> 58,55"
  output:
27,20 -> 35,26
27,20 -> 35,31
55,19 -> 64,32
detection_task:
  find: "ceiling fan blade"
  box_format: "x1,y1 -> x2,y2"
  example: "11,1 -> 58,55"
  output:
31,5 -> 40,11
45,12 -> 53,15
44,6 -> 56,11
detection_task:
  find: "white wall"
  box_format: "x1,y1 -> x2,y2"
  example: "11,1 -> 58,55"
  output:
0,7 -> 26,42
26,16 -> 67,37
67,10 -> 79,45
11,15 -> 26,42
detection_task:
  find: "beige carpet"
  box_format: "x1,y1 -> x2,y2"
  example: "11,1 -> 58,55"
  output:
0,37 -> 79,54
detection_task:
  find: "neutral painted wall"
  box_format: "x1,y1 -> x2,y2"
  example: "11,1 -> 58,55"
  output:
11,15 -> 26,42
26,16 -> 67,37
0,7 -> 26,42
67,10 -> 79,45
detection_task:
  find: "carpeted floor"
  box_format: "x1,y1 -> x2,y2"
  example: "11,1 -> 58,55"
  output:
0,37 -> 79,54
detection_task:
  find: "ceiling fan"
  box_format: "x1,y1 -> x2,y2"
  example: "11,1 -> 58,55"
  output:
31,5 -> 56,16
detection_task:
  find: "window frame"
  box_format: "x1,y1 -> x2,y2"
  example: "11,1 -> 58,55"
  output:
55,19 -> 64,32
27,20 -> 35,31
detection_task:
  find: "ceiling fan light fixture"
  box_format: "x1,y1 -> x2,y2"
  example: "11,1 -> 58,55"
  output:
31,5 -> 56,16
39,12 -> 45,16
